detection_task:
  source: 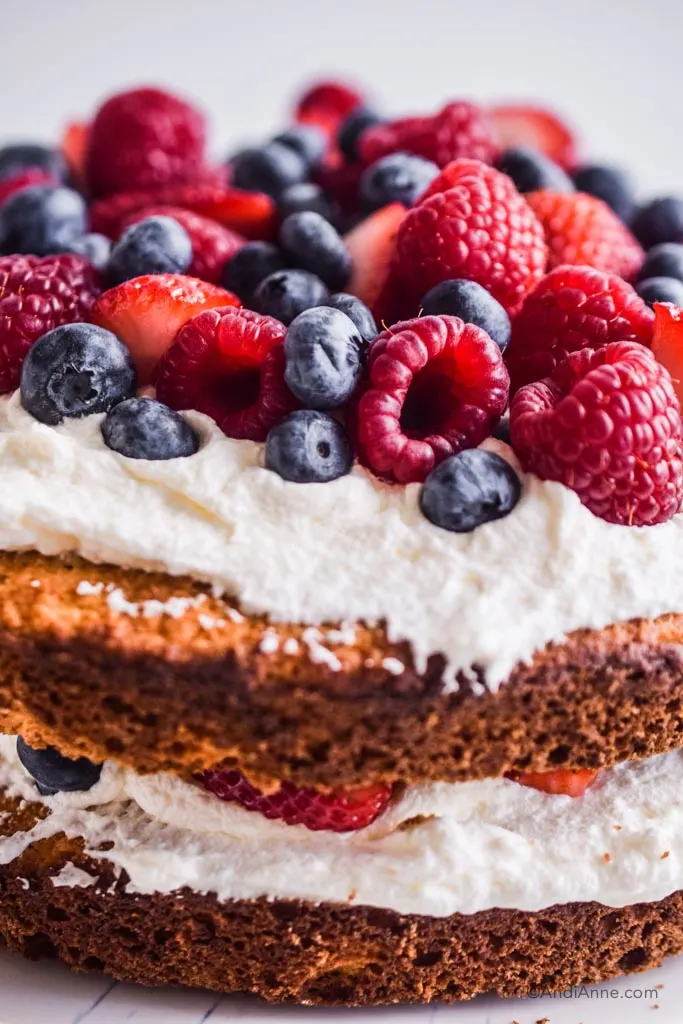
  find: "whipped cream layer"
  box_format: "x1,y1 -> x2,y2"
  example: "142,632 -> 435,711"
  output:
2,734 -> 683,917
2,392 -> 683,688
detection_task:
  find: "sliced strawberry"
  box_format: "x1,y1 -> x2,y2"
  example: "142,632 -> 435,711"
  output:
344,203 -> 406,308
652,302 -> 683,405
295,79 -> 364,136
90,274 -> 239,385
120,206 -> 245,283
490,105 -> 578,170
61,121 -> 90,190
511,769 -> 599,797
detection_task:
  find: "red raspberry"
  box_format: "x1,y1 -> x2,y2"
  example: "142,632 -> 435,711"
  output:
120,206 -> 245,283
359,101 -> 498,169
355,315 -> 509,484
510,769 -> 598,797
0,168 -> 56,205
86,87 -> 206,197
505,265 -> 654,392
201,768 -> 391,832
526,190 -> 644,280
510,341 -> 683,526
0,254 -> 101,394
156,306 -> 298,441
294,79 -> 364,136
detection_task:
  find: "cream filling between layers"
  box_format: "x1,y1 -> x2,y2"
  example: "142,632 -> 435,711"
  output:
1,734 -> 683,917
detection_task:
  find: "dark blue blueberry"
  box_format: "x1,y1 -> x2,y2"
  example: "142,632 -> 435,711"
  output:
277,183 -> 339,226
252,268 -> 329,325
17,737 -> 102,797
279,211 -> 351,291
637,242 -> 683,284
337,107 -> 382,162
359,152 -> 439,211
493,417 -> 511,445
497,146 -> 573,194
272,125 -> 327,170
265,410 -> 353,483
64,232 -> 112,271
106,215 -> 192,286
636,276 -> 683,308
326,293 -> 377,345
285,307 -> 362,409
420,279 -> 511,352
0,143 -> 67,183
572,164 -> 635,222
632,197 -> 683,250
102,397 -> 199,460
20,322 -> 136,426
222,241 -> 289,301
420,449 -> 521,533
230,143 -> 308,198
0,185 -> 87,255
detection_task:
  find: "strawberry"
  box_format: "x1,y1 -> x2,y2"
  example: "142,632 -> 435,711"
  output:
295,80 -> 364,136
344,203 -> 406,308
60,121 -> 90,190
490,104 -> 578,169
652,301 -> 683,406
120,206 -> 245,283
511,769 -> 599,797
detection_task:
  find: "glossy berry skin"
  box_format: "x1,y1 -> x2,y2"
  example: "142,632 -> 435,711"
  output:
284,307 -> 362,409
636,276 -> 683,308
572,164 -> 635,223
0,185 -> 87,256
277,183 -> 338,226
632,197 -> 683,250
252,268 -> 329,326
230,143 -> 308,199
356,315 -> 509,484
504,265 -> 654,392
106,215 -> 192,286
420,279 -> 511,352
359,152 -> 439,211
652,303 -> 683,408
0,144 -> 67,183
266,409 -> 353,483
279,211 -> 351,291
65,232 -> 111,271
337,107 -> 382,161
201,767 -> 390,832
496,146 -> 573,194
272,125 -> 327,170
326,292 -> 377,344
420,449 -> 521,533
223,241 -> 288,301
20,322 -> 136,426
17,738 -> 102,797
512,769 -> 599,797
295,80 -> 364,136
359,101 -> 498,169
510,341 -> 683,526
638,243 -> 683,284
102,397 -> 199,460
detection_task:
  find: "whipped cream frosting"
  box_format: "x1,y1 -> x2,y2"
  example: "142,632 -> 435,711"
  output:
1,734 -> 683,916
1,391 -> 683,689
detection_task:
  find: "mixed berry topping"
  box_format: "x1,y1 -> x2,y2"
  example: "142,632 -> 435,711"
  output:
17,737 -> 102,797
284,306 -> 363,409
0,185 -> 87,256
106,215 -> 193,286
101,397 -> 199,461
266,409 -> 353,484
420,449 -> 521,533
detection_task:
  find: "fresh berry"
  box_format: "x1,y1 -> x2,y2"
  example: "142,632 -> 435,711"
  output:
64,233 -> 112,271
359,101 -> 498,169
504,265 -> 654,392
294,80 -> 364,136
496,146 -> 574,193
420,449 -> 521,532
279,211 -> 351,291
91,274 -> 239,385
272,125 -> 327,170
266,409 -> 353,483
20,322 -> 136,426
356,315 -> 509,484
652,302 -> 683,407
86,87 -> 206,197
493,416 -> 511,445
572,164 -> 635,223
326,293 -> 377,344
0,168 -> 57,206
511,769 -> 599,797
102,397 -> 199,460
106,215 -> 192,286
344,202 -> 406,307
510,341 -> 683,526
632,197 -> 683,250
638,243 -> 683,284
222,241 -> 288,302
156,306 -> 296,441
17,737 -> 102,797
526,190 -> 644,280
61,121 -> 89,188
337,107 -> 382,162
420,280 -> 511,352
359,152 -> 439,211
637,276 -> 683,308
490,105 -> 577,169
314,153 -> 365,217
0,185 -> 87,256
277,183 -> 338,226
252,268 -> 329,326
201,767 -> 390,832
284,307 -> 362,408
230,144 -> 308,198
0,144 -> 67,183
0,253 -> 101,394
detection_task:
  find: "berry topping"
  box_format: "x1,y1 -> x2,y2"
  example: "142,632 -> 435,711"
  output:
20,322 -> 136,426
525,190 -> 644,280
156,306 -> 297,441
266,409 -> 353,484
637,277 -> 683,308
17,737 -> 102,797
359,101 -> 498,169
0,143 -> 67,183
511,769 -> 599,797
638,243 -> 683,284
356,315 -> 509,484
652,302 -> 683,407
294,80 -> 364,136
91,274 -> 239,385
223,241 -> 288,302
272,125 -> 327,171
504,265 -> 654,392
279,211 -> 351,291
359,152 -> 439,212
201,767 -> 390,832
326,293 -> 377,344
252,268 -> 329,326
632,197 -> 683,250
121,206 -> 244,284
420,449 -> 521,533
420,280 -> 511,353
64,233 -> 112,271
230,143 -> 308,199
496,146 -> 574,194
337,107 -> 382,162
0,185 -> 87,256
61,121 -> 89,188
102,397 -> 199,461
0,168 -> 57,206
106,215 -> 192,286
572,164 -> 635,223
490,105 -> 577,169
510,341 -> 683,526
344,202 -> 406,308
277,182 -> 338,225
284,307 -> 363,409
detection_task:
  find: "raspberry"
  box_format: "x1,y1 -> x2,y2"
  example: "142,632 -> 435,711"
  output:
510,769 -> 598,797
294,79 -> 364,136
0,168 -> 56,205
505,265 -> 654,392
156,306 -> 298,441
355,315 -> 509,484
0,254 -> 101,394
201,768 -> 391,832
86,87 -> 206,197
526,190 -> 644,280
359,102 -> 498,169
510,341 -> 683,526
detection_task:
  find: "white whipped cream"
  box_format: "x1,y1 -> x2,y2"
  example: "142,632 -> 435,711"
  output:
2,391 -> 683,689
2,733 -> 683,917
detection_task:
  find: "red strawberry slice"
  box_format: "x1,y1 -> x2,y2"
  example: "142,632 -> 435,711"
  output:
60,121 -> 90,190
652,301 -> 683,406
120,206 -> 245,283
295,79 -> 364,136
91,274 -> 239,385
510,769 -> 599,797
344,203 -> 406,308
490,105 -> 578,170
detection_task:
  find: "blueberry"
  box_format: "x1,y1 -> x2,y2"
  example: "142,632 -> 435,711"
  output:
337,107 -> 382,162
230,143 -> 308,198
493,417 -> 511,445
279,211 -> 351,291
64,232 -> 112,271
497,146 -> 573,194
102,397 -> 199,460
572,164 -> 635,222
637,242 -> 683,283
285,307 -> 362,409
326,293 -> 377,344
359,152 -> 439,211
0,185 -> 87,255
253,269 -> 329,326
632,197 -> 683,250
266,410 -> 353,483
106,215 -> 192,286
17,737 -> 102,797
636,276 -> 683,308
272,125 -> 326,170
0,143 -> 67,183
420,449 -> 521,533
420,280 -> 511,352
21,322 -> 136,426
277,183 -> 339,226
222,241 -> 288,301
